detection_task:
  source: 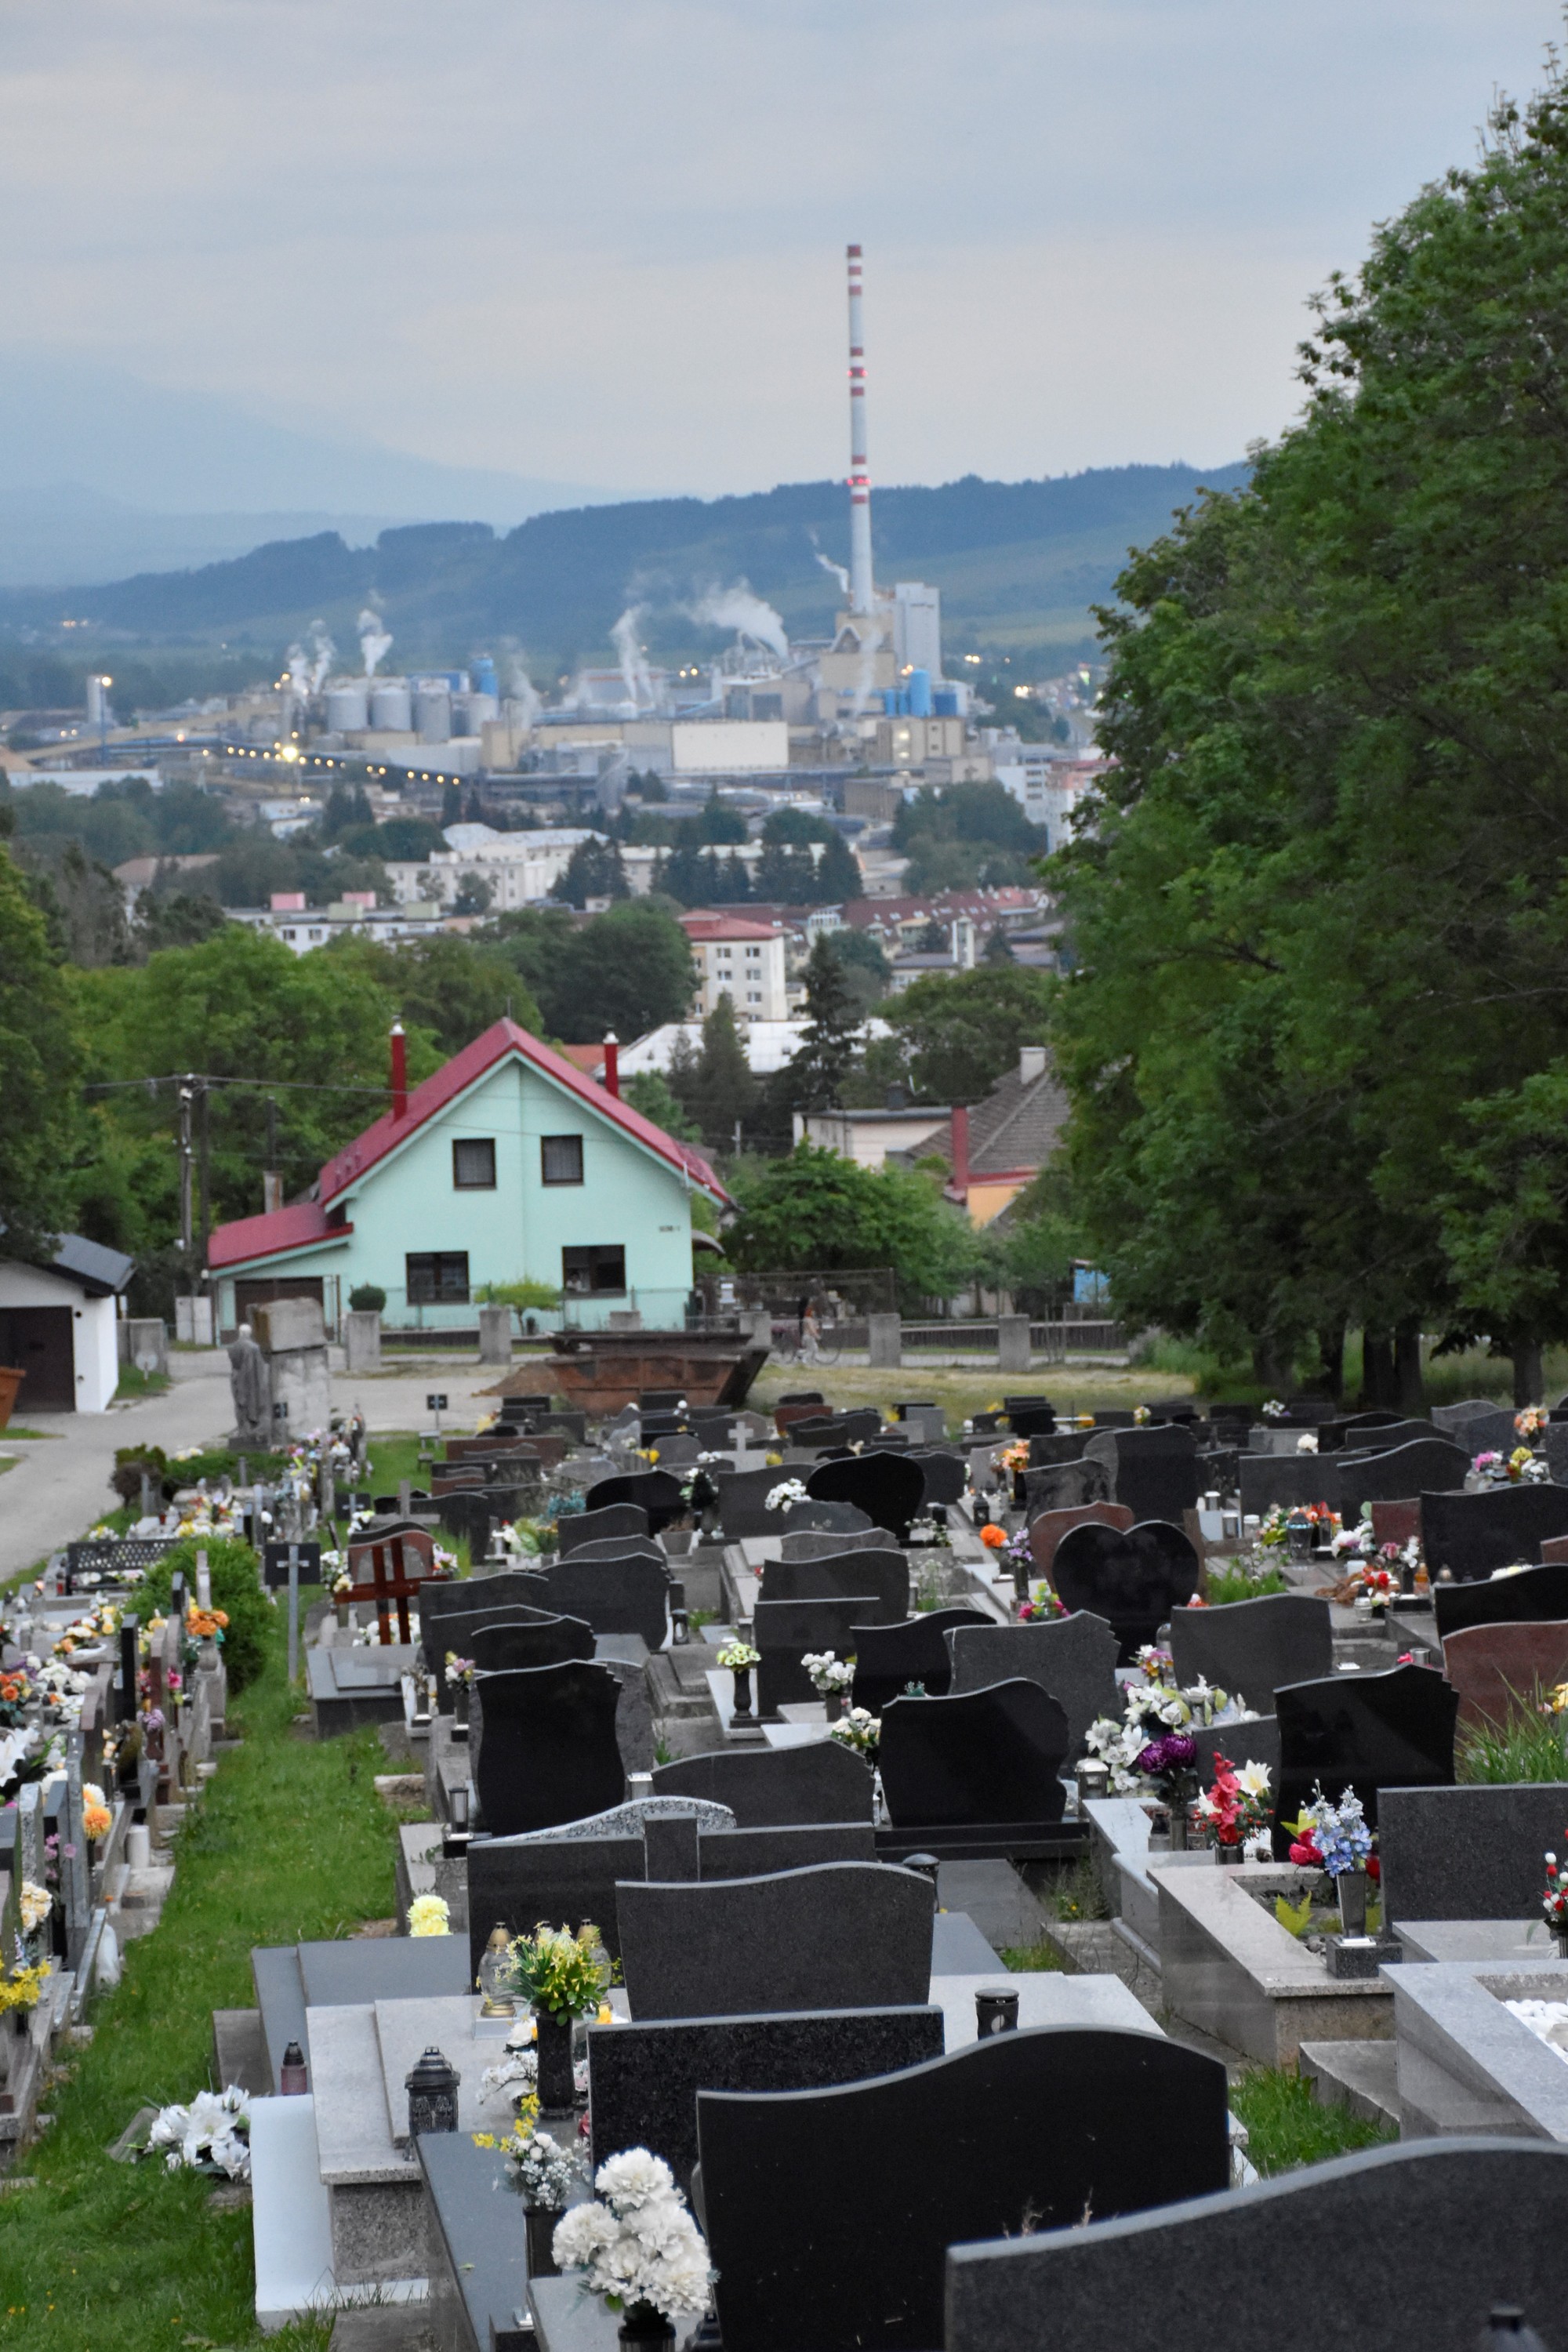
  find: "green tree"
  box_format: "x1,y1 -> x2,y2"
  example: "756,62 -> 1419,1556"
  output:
328,933 -> 540,1059
0,842 -> 83,1253
554,836 -> 629,907
668,996 -> 757,1152
544,902 -> 696,1044
782,934 -> 861,1112
622,1068 -> 701,1142
888,966 -> 1056,1102
725,1143 -> 981,1304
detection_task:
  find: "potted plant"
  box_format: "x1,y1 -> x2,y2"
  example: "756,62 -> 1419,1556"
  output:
499,1923 -> 609,2111
1194,1753 -> 1272,1864
501,2120 -> 583,2277
802,1650 -> 855,1722
1289,1784 -> 1375,1934
551,2147 -> 713,2349
1542,1842 -> 1568,1959
715,1639 -> 760,1720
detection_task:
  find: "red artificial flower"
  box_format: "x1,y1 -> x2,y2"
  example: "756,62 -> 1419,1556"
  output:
1366,1854 -> 1381,1883
1289,1836 -> 1322,1868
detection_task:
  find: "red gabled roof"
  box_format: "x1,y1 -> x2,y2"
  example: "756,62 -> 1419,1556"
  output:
208,1200 -> 349,1272
313,1018 -> 728,1207
678,914 -> 780,942
207,1019 -> 728,1273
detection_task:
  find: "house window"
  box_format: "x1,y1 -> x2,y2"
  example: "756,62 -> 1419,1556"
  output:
406,1250 -> 470,1304
541,1134 -> 584,1186
452,1138 -> 496,1189
563,1244 -> 626,1296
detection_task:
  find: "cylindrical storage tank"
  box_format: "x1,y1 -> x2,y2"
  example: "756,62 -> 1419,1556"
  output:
369,680 -> 412,731
453,691 -> 499,733
933,688 -> 958,717
471,656 -> 498,699
414,685 -> 452,744
907,668 -> 932,718
325,682 -> 370,732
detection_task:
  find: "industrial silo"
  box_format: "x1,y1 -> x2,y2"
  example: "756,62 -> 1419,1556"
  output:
369,678 -> 413,731
414,684 -> 452,744
325,682 -> 370,733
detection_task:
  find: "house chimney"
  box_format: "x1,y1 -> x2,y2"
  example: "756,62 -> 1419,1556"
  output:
390,1021 -> 408,1120
602,1033 -> 620,1098
951,1103 -> 969,1196
1018,1044 -> 1047,1083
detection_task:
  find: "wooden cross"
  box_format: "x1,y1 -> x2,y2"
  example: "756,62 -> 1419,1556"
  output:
347,1528 -> 437,1645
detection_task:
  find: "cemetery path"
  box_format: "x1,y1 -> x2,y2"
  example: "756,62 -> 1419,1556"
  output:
0,1356 -> 232,1579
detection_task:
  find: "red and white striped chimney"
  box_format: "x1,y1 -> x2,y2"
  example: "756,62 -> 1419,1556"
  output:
602,1033 -> 620,1099
390,1021 -> 408,1120
847,243 -> 874,617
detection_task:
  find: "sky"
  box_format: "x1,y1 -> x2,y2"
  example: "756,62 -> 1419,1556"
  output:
1,0 -> 1562,502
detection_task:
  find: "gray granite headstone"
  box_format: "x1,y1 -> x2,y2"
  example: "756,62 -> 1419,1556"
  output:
754,1592 -> 881,1712
1236,1454 -> 1338,1520
1021,1460 -> 1112,1515
718,1465 -> 793,1541
1168,1593 -> 1333,1711
697,1822 -> 877,1878
618,1860 -> 934,2018
1431,1402 -> 1521,1457
779,1523 -> 895,1559
1333,1436 -> 1468,1511
1083,1425 -> 1200,1524
557,1504 -> 650,1555
652,1740 -> 875,1827
421,1572 -> 553,1674
945,2139 -> 1568,2352
16,1782 -> 43,1893
946,1613 -> 1120,1760
1422,1485 -> 1568,1581
1379,1783 -> 1568,1924
61,1746 -> 92,1958
780,1500 -> 876,1537
587,2004 -> 945,2192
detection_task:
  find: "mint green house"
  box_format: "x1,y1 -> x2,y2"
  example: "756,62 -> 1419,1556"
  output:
207,1018 -> 728,1338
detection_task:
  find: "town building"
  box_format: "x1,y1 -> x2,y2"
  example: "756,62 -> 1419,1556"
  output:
206,1019 -> 727,1338
890,1044 -> 1071,1225
678,914 -> 791,1022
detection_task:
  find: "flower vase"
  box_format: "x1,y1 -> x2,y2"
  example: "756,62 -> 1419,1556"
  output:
335,1601 -> 350,1630
730,1665 -> 753,1720
824,1689 -> 844,1724
1217,1840 -> 1244,1866
1337,1868 -> 1370,1938
1167,1796 -> 1189,1852
617,2309 -> 676,2351
454,1683 -> 470,1734
524,2203 -> 561,2279
532,2008 -> 576,2111
1553,1926 -> 1568,1962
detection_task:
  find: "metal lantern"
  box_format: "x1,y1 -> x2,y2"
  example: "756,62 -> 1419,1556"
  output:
406,2045 -> 460,2136
975,1987 -> 1021,2037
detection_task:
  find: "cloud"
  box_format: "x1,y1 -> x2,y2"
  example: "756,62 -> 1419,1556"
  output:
0,0 -> 1556,496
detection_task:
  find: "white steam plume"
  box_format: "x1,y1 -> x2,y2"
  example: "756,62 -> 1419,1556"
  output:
305,620 -> 335,695
358,608 -> 394,677
285,641 -> 310,703
815,550 -> 851,597
688,582 -> 789,658
612,604 -> 654,709
506,654 -> 542,727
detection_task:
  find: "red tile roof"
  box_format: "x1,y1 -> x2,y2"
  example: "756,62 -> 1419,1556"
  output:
208,1018 -> 728,1274
207,1200 -> 348,1272
679,914 -> 781,942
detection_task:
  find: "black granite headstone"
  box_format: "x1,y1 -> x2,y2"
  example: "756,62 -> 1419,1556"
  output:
761,1548 -> 909,1623
717,1466 -> 791,1541
944,2140 -> 1568,2352
583,1468 -> 684,1533
908,1450 -> 967,1508
558,1536 -> 665,1566
546,1555 -> 672,1649
946,1614 -> 1121,1761
806,1453 -> 926,1543
848,1607 -> 991,1715
755,1594 -> 881,1713
1021,1460 -> 1112,1517
1049,1519 -> 1200,1663
877,1681 -> 1070,1831
1421,1485 -> 1568,1581
617,1860 -> 933,2020
469,1614 -> 596,1676
652,1741 -> 874,1826
1334,1437 -> 1468,1510
556,1503 -> 650,1555
1083,1425 -> 1200,1524
587,2005 -> 945,2196
1028,1432 -> 1093,1465
1432,1558 -> 1568,1641
1273,1661 -> 1457,1848
698,2026 -> 1230,2352
1316,1409 -> 1408,1454
470,1659 -> 626,1836
781,1498 -> 873,1536
421,1570 -> 552,1675
1168,1593 -> 1334,1710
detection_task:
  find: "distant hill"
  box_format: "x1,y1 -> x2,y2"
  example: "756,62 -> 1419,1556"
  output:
0,462 -> 1250,670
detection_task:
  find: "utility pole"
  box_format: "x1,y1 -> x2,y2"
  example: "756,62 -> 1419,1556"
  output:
178,1078 -> 194,1279
263,1095 -> 281,1214
198,1082 -> 211,1277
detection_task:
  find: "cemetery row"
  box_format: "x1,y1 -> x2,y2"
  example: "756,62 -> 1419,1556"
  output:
4,1374 -> 1568,2350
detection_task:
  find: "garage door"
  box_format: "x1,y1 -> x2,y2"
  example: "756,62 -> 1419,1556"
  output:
0,1306 -> 76,1411
234,1276 -> 325,1330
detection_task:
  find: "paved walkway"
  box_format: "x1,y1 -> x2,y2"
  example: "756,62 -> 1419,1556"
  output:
0,1348 -> 514,1580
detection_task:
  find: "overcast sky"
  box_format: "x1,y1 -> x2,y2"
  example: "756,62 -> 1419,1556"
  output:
2,0 -> 1560,498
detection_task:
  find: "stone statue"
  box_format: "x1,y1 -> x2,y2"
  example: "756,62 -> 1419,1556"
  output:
228,1322 -> 273,1447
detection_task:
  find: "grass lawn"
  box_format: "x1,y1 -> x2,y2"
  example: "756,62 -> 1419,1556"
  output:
748,1363 -> 1195,1425
0,1428 -> 61,1443
0,1608 -> 398,2352
1230,2067 -> 1396,2175
114,1367 -> 171,1403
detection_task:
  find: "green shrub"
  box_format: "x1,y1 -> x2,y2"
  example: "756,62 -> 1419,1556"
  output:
111,1443 -> 168,1504
139,1535 -> 272,1693
1458,1697 -> 1568,1784
1206,1566 -> 1290,1604
349,1283 -> 387,1313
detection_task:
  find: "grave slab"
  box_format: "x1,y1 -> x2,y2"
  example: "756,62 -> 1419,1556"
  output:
1155,1861 -> 1394,2067
1392,1960 -> 1568,2139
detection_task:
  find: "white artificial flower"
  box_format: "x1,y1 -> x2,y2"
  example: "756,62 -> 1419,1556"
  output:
553,2201 -> 619,2266
597,2148 -> 677,2212
1236,1761 -> 1272,1799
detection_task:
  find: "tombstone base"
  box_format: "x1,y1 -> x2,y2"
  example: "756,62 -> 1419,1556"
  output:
875,1820 -> 1089,1864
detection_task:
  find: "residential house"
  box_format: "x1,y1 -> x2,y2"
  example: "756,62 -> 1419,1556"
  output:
206,1018 -> 728,1338
0,1232 -> 133,1413
679,914 -> 791,1022
890,1045 -> 1072,1226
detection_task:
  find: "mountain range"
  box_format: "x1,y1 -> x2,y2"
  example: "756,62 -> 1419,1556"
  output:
0,462 -> 1250,672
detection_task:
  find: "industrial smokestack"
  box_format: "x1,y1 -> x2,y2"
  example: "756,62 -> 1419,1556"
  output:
847,244 -> 874,618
